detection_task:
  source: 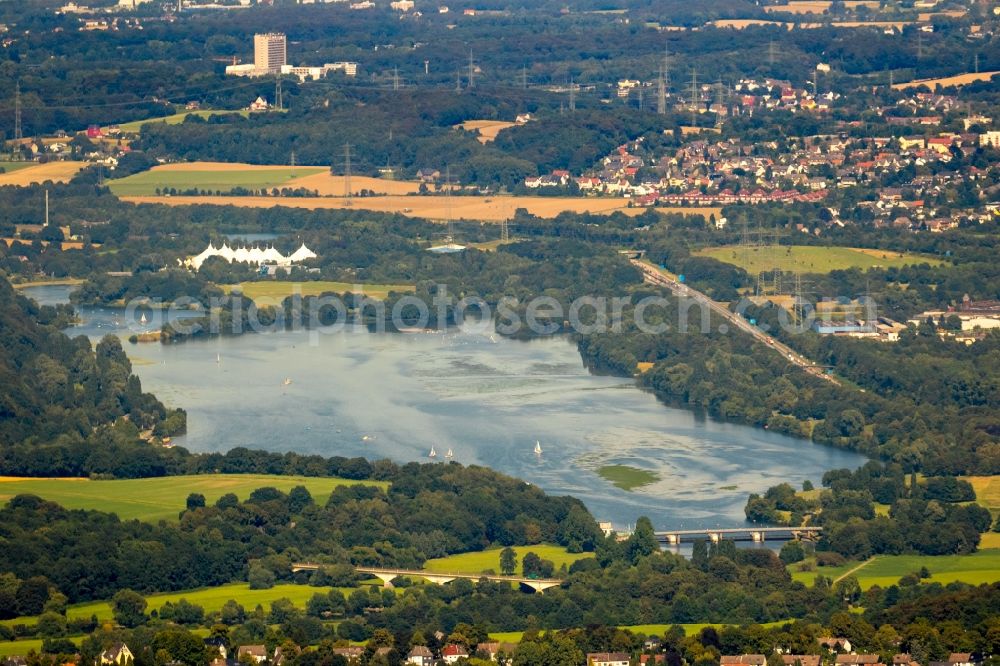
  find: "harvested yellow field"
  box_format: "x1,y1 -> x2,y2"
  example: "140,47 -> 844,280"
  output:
763,0 -> 879,13
153,161 -> 323,172
284,172 -> 422,196
712,18 -> 912,29
712,19 -> 790,28
0,161 -> 86,186
122,194 -> 719,222
918,9 -> 966,21
893,71 -> 999,90
457,120 -> 516,144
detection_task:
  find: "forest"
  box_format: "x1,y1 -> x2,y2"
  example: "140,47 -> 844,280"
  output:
745,463 -> 996,558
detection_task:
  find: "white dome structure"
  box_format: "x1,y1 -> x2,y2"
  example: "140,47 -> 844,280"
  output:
184,242 -> 318,270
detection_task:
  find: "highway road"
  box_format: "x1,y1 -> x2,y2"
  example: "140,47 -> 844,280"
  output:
631,260 -> 840,386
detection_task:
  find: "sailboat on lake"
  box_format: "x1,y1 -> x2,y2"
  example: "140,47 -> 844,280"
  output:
429,446 -> 437,459
445,448 -> 454,460
534,440 -> 543,456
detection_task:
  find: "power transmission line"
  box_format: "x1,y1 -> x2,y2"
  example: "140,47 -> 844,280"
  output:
467,50 -> 475,88
690,68 -> 698,126
569,78 -> 576,112
14,81 -> 22,146
342,143 -> 353,203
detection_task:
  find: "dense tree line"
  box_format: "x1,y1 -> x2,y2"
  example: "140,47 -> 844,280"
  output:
0,462 -> 599,608
745,463 -> 994,558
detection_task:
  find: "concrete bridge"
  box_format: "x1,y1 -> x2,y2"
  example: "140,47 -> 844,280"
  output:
291,564 -> 561,593
654,526 -> 822,545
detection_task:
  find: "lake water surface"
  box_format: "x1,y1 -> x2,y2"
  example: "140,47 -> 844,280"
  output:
25,285 -> 866,530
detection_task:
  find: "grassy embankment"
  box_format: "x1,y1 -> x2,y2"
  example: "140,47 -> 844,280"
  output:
0,474 -> 387,522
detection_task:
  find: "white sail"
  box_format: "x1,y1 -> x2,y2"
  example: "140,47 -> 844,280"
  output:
139,312 -> 148,325
534,440 -> 543,455
429,446 -> 437,458
445,448 -> 454,459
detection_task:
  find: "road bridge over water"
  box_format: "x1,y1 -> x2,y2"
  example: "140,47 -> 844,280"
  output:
655,526 -> 822,544
290,564 -> 561,593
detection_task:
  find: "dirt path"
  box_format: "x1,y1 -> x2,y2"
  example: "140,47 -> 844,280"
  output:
834,556 -> 877,584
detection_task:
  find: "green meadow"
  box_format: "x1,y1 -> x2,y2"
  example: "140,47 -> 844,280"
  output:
423,545 -> 590,576
489,620 -> 792,643
0,582 -> 370,629
695,245 -> 943,274
0,161 -> 39,174
0,474 -> 387,522
226,281 -> 415,305
0,637 -> 82,657
107,167 -> 324,196
115,110 -> 250,133
790,550 -> 1000,588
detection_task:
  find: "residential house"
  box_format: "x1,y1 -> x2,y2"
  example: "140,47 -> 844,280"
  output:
640,656 -> 666,664
475,642 -> 517,662
442,644 -> 468,664
946,655 -> 977,666
237,646 -> 268,664
722,656 -> 767,666
782,657 -> 821,666
330,647 -> 363,663
836,655 -> 882,666
893,654 -> 919,666
248,96 -> 270,112
587,654 -> 631,666
819,638 -> 853,653
4,658 -> 27,666
203,637 -> 227,661
100,644 -> 134,666
406,646 -> 434,666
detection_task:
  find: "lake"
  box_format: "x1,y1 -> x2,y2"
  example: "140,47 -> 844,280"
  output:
24,284 -> 866,530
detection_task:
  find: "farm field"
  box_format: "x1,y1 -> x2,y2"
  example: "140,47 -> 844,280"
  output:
122,194 -> 717,222
113,109 -> 249,133
283,172 -> 422,196
892,71 -> 1000,90
0,637 -> 82,657
0,161 -> 86,186
0,474 -> 386,522
695,245 -> 943,273
422,545 -> 589,575
712,18 -> 912,29
965,474 -> 1000,544
489,621 -> 791,643
0,582 -> 362,629
0,161 -> 40,174
457,120 -> 517,143
789,550 -> 1000,588
762,0 -> 879,13
226,280 -> 415,304
108,163 -> 325,196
